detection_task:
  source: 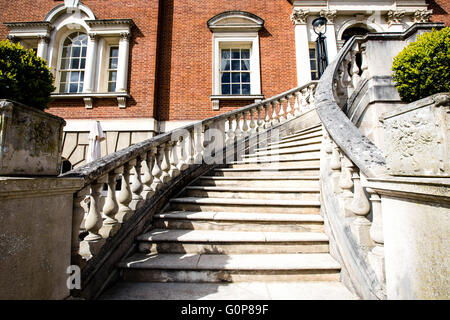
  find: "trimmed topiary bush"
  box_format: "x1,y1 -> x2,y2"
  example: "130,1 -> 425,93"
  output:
392,27 -> 450,103
0,40 -> 55,110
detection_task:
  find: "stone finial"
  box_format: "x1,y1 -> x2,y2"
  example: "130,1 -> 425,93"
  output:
386,10 -> 405,26
413,9 -> 433,23
291,9 -> 310,25
319,9 -> 337,24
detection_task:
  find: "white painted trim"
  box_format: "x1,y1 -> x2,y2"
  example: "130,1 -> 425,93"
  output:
64,118 -> 157,132
212,33 -> 262,97
337,19 -> 385,40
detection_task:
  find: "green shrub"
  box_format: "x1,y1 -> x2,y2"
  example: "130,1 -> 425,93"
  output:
0,40 -> 55,110
392,27 -> 450,103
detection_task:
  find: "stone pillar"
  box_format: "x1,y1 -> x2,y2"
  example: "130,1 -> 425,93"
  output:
116,32 -> 130,93
36,35 -> 49,61
0,177 -> 83,299
291,9 -> 312,86
83,33 -> 98,93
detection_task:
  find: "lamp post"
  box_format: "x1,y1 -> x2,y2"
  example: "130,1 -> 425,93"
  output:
312,16 -> 328,78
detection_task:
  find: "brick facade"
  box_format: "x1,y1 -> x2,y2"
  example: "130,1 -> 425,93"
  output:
0,0 -> 448,123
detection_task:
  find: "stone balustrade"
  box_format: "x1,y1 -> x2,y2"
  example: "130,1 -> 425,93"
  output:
62,81 -> 318,266
316,23 -> 445,300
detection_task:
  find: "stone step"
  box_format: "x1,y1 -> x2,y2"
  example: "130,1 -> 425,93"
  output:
282,126 -> 322,141
196,176 -> 320,188
99,281 -> 357,300
212,166 -> 320,177
137,229 -> 329,254
184,186 -> 320,201
229,156 -> 320,169
120,253 -> 341,282
153,211 -> 324,232
270,131 -> 323,146
259,135 -> 322,152
244,144 -> 321,158
169,197 -> 321,214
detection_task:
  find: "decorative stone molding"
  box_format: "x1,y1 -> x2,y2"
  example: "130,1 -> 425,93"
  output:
319,9 -> 337,24
37,35 -> 50,43
88,33 -> 97,40
117,96 -> 127,109
380,93 -> 450,177
120,32 -> 131,40
83,97 -> 93,109
386,10 -> 405,27
413,9 -> 433,23
291,9 -> 310,25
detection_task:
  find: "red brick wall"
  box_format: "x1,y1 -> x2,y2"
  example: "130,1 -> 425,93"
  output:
156,0 -> 297,121
428,0 -> 450,25
0,0 -> 160,120
1,1 -> 448,122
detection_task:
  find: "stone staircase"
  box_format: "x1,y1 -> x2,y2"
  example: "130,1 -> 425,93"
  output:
100,123 -> 356,299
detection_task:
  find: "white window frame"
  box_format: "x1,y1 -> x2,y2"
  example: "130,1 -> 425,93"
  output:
213,34 -> 261,97
4,2 -> 132,109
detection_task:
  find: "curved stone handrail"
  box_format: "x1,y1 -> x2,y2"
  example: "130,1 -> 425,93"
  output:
315,22 -> 444,178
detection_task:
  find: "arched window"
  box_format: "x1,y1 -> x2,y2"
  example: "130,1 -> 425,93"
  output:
341,26 -> 371,43
59,32 -> 88,93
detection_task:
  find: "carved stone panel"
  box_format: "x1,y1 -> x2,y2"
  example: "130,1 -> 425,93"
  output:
380,93 -> 450,177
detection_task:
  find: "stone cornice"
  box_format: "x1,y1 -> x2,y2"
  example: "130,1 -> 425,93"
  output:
4,21 -> 53,31
85,19 -> 135,27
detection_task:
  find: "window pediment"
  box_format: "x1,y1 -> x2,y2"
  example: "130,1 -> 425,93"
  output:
207,11 -> 264,32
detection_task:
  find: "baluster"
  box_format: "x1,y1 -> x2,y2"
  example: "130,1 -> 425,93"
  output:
293,91 -> 301,117
142,150 -> 155,199
308,84 -> 316,109
271,101 -> 279,126
256,105 -> 264,132
278,98 -> 286,122
234,113 -> 242,139
151,146 -> 163,191
242,110 -> 249,136
100,171 -> 120,238
160,142 -> 171,183
226,116 -> 235,145
80,176 -> 107,259
116,161 -> 134,223
187,128 -> 195,165
301,88 -> 308,111
169,141 -> 180,178
176,135 -> 189,171
71,187 -> 90,265
350,170 -> 373,247
249,108 -> 257,134
360,44 -> 369,79
339,155 -> 355,217
351,44 -> 361,89
343,52 -> 353,98
323,130 -> 333,160
264,103 -> 271,128
330,142 -> 342,193
131,156 -> 144,202
285,95 -> 293,119
367,189 -> 385,284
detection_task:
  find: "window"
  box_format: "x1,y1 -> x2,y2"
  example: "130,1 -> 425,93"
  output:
59,32 -> 87,93
220,48 -> 251,95
309,43 -> 319,81
207,11 -> 264,109
107,46 -> 119,92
